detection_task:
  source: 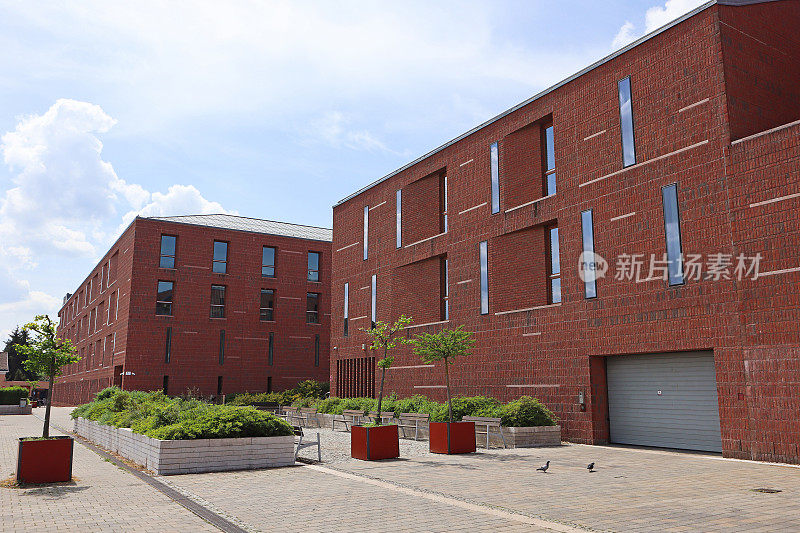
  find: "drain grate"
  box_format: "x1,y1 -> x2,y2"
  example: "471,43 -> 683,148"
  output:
751,488 -> 782,494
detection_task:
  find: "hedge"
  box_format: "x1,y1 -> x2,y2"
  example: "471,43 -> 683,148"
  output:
0,386 -> 29,405
72,387 -> 293,439
306,394 -> 557,427
226,380 -> 329,407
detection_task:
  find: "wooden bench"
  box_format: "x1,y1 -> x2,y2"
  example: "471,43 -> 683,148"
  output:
251,402 -> 281,414
462,416 -> 507,449
397,413 -> 430,441
293,426 -> 321,462
368,411 -> 396,425
332,409 -> 366,432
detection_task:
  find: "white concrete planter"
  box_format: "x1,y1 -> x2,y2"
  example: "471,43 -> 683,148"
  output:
0,404 -> 32,415
74,417 -> 295,475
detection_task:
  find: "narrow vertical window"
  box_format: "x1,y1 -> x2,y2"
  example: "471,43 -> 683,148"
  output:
363,206 -> 369,260
396,189 -> 402,248
543,123 -> 556,196
212,241 -> 228,273
490,142 -> 500,214
479,241 -> 489,314
210,285 -> 226,318
547,226 -> 562,304
443,258 -> 450,320
307,292 -> 320,324
662,184 -> 684,286
343,282 -> 349,337
217,375 -> 223,395
260,289 -> 274,321
163,375 -> 169,395
618,76 -> 636,167
581,210 -> 597,299
218,330 -> 225,365
370,274 -> 377,328
262,246 -> 276,277
307,251 -> 320,282
160,235 -> 176,268
314,334 -> 320,367
156,281 -> 174,316
442,175 -> 449,233
268,332 -> 274,366
165,327 -> 172,363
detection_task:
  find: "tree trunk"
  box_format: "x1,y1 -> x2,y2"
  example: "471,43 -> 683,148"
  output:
43,354 -> 56,438
444,357 -> 453,424
375,366 -> 386,426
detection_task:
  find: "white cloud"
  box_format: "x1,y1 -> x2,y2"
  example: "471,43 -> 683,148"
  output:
0,99 -> 229,334
611,0 -> 706,50
307,111 -> 396,153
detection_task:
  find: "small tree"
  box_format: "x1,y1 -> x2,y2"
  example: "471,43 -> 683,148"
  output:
15,315 -> 80,438
410,325 -> 475,424
362,315 -> 412,425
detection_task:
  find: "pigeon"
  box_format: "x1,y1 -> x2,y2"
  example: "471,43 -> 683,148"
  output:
536,460 -> 550,473
587,462 -> 595,472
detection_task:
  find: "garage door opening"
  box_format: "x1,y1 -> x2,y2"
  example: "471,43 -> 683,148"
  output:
606,351 -> 722,453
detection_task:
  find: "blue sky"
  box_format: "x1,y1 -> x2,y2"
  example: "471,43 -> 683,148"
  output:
0,0 -> 705,338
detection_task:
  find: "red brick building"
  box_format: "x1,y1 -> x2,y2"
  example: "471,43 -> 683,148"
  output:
330,0 -> 800,463
56,214 -> 331,405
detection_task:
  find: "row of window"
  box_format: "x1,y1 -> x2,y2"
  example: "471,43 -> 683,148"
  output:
362,77 -> 637,259
156,281 -> 322,324
63,251 -> 119,324
62,289 -> 120,343
159,235 -> 321,282
163,328 -> 320,368
350,182 -> 683,329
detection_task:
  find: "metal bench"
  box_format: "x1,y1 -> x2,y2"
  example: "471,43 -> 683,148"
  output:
332,409 -> 366,432
282,407 -> 305,426
397,413 -> 430,441
299,407 -> 320,428
293,425 -> 321,462
462,416 -> 507,449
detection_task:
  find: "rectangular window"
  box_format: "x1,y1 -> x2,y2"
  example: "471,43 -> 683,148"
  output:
218,330 -> 225,365
662,184 -> 684,286
217,375 -> 223,395
581,210 -> 597,299
314,334 -> 320,367
156,281 -> 174,316
479,241 -> 489,314
343,282 -> 349,337
442,175 -> 449,233
543,123 -> 556,196
163,375 -> 169,395
262,246 -> 276,277
212,241 -> 228,274
618,76 -> 636,167
363,206 -> 369,260
268,332 -> 274,366
260,289 -> 274,321
547,226 -> 562,304
396,189 -> 402,248
370,274 -> 377,329
267,376 -> 272,392
210,285 -> 226,318
308,251 -> 320,282
160,235 -> 176,269
490,142 -> 500,214
307,292 -> 320,324
443,258 -> 449,320
165,327 -> 172,363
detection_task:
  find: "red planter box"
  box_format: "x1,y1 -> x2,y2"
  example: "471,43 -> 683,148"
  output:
17,436 -> 74,484
429,422 -> 476,454
351,424 -> 400,461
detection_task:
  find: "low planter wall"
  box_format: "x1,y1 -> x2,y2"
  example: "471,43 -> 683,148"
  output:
0,405 -> 32,415
502,425 -> 561,448
74,417 -> 295,475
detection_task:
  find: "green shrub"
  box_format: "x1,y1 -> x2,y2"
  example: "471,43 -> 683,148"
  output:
0,386 -> 29,405
95,386 -> 121,400
292,379 -> 329,399
146,406 -> 293,440
499,396 -> 558,427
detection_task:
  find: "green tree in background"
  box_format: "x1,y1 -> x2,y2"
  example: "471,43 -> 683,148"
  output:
3,327 -> 37,382
16,316 -> 80,438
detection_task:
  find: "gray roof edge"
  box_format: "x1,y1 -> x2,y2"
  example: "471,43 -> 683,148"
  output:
144,213 -> 332,232
142,214 -> 333,242
333,0 -> 718,208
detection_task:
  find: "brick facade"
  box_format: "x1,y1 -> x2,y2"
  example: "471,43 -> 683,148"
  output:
330,1 -> 800,463
56,215 -> 331,405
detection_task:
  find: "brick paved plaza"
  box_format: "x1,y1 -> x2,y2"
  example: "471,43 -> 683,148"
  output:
1,408 -> 798,532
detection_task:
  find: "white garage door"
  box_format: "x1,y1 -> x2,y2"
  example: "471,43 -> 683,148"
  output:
607,351 -> 722,453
